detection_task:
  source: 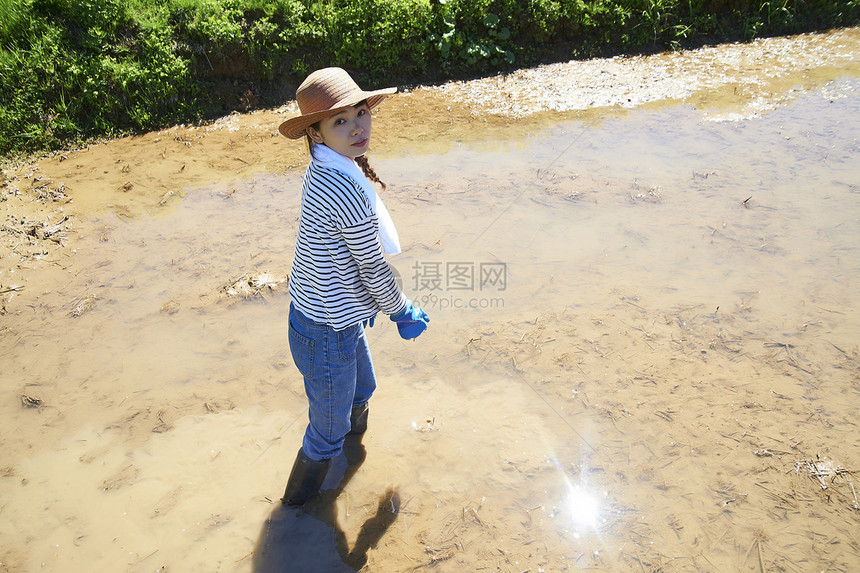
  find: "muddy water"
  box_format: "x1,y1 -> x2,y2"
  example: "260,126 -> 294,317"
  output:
2,81 -> 860,572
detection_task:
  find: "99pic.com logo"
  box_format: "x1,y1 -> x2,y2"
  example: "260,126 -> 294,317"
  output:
391,260 -> 507,311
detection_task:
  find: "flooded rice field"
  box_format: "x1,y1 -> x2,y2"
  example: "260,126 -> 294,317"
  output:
1,29 -> 859,572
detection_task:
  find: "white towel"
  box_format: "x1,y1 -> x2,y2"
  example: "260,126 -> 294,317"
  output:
311,144 -> 401,255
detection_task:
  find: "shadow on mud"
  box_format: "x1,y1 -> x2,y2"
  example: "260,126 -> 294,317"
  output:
253,435 -> 400,572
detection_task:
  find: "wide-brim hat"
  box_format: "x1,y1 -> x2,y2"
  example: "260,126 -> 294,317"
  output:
278,67 -> 396,139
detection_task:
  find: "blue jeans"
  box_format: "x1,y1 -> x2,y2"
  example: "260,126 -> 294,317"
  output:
288,303 -> 377,461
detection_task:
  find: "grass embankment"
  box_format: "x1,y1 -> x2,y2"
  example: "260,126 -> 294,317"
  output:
1,0 -> 857,157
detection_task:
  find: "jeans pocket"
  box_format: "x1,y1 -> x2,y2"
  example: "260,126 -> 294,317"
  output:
289,323 -> 314,379
337,325 -> 358,363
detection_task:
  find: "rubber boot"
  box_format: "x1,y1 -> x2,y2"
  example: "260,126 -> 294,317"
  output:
281,448 -> 332,506
348,403 -> 369,435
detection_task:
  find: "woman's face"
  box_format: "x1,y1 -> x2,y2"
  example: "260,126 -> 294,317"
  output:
308,102 -> 372,158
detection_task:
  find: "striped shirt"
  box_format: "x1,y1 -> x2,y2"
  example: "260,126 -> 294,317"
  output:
289,161 -> 406,330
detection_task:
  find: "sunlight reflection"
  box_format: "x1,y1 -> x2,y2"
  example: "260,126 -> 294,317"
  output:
566,484 -> 601,531
550,457 -> 606,539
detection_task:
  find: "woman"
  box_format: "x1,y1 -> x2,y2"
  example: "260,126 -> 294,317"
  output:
277,67 -> 430,506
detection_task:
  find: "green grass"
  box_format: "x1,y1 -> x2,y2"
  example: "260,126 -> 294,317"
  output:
1,0 -> 857,157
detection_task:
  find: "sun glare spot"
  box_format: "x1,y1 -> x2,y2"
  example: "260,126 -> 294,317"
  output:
567,485 -> 601,530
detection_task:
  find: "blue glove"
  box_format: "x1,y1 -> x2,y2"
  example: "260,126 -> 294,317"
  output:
390,300 -> 429,340
362,313 -> 376,329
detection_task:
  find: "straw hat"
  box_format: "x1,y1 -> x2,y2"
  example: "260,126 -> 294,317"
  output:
278,67 -> 397,139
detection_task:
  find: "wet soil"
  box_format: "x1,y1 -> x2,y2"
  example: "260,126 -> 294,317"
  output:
1,28 -> 859,573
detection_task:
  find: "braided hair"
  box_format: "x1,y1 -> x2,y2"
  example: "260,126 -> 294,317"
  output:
354,155 -> 386,190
